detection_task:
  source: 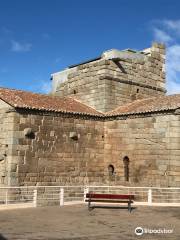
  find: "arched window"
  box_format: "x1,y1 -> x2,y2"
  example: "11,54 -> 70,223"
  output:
123,156 -> 129,181
108,164 -> 115,176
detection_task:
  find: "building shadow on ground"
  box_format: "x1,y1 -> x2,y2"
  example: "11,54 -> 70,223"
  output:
89,206 -> 136,211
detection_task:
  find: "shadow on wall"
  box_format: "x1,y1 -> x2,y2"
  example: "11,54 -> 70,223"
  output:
0,234 -> 8,240
113,60 -> 127,74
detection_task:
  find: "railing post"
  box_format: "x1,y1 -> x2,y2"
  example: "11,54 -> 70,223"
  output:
5,190 -> 8,205
148,189 -> 152,206
84,186 -> 89,202
33,189 -> 37,207
60,188 -> 64,206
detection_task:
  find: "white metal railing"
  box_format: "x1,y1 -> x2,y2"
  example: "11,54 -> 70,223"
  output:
0,186 -> 180,208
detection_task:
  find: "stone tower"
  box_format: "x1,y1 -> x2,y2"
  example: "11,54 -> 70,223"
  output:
51,43 -> 166,112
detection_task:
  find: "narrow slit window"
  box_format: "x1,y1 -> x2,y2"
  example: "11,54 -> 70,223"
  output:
108,164 -> 115,176
123,156 -> 129,181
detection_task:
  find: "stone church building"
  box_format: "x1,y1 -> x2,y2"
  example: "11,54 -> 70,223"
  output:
0,42 -> 180,187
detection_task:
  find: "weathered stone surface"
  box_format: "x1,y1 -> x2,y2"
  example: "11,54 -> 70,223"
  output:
0,42 -> 180,188
12,112 -> 105,186
1,106 -> 179,188
52,43 -> 166,113
104,114 -> 180,187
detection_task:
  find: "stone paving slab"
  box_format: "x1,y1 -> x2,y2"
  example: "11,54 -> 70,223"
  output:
0,205 -> 179,240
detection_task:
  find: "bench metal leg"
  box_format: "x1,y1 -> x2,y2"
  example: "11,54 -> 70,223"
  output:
88,200 -> 91,211
128,201 -> 131,213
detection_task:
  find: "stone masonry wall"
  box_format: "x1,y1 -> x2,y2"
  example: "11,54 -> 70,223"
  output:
53,43 -> 166,112
0,100 -> 18,186
12,111 -> 105,186
104,113 -> 180,187
54,59 -> 109,112
1,96 -> 179,189
100,43 -> 165,112
0,105 -> 179,187
11,110 -> 180,187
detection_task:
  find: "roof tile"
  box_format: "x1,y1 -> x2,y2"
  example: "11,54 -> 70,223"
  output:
106,94 -> 180,116
0,87 -> 180,117
0,87 -> 103,116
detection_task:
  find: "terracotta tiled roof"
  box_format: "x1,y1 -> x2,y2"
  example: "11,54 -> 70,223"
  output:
0,87 -> 179,117
106,94 -> 180,116
0,87 -> 103,116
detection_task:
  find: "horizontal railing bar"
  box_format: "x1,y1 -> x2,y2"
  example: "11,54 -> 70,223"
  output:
153,201 -> 180,202
37,198 -> 60,201
64,197 -> 84,199
3,198 -> 33,200
3,199 -> 33,202
0,186 -> 180,190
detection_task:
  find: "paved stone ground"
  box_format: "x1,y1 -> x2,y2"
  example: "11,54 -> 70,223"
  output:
0,205 -> 179,240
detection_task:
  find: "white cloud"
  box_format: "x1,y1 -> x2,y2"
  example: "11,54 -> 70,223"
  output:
166,45 -> 180,94
152,20 -> 180,94
11,40 -> 32,52
25,76 -> 52,94
167,45 -> 180,73
167,79 -> 180,94
163,20 -> 180,34
27,81 -> 51,94
41,81 -> 51,94
153,28 -> 172,44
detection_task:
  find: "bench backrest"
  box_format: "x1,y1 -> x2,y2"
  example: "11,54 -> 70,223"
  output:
86,193 -> 134,200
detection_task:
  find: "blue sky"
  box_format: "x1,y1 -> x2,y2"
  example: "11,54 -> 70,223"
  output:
0,0 -> 180,94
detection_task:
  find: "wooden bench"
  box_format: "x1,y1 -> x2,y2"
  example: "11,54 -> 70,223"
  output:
85,193 -> 134,212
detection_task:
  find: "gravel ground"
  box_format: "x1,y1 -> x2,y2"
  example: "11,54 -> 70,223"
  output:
0,205 -> 179,240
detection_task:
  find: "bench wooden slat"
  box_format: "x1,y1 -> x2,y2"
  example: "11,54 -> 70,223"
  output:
86,192 -> 134,212
86,193 -> 134,200
85,199 -> 133,203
